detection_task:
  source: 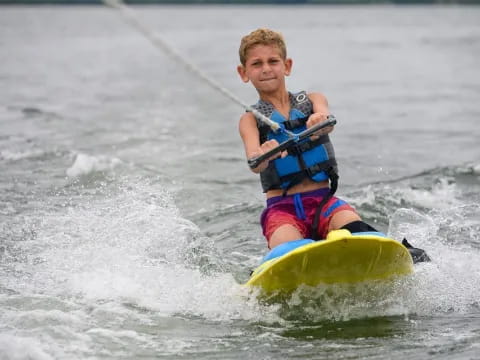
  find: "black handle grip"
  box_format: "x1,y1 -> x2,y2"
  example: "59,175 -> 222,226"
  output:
247,115 -> 337,169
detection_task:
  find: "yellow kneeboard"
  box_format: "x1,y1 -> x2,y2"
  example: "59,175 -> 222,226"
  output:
245,230 -> 414,294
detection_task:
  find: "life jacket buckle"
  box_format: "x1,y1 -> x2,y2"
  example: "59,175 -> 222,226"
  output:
284,117 -> 308,131
287,143 -> 303,156
305,163 -> 324,177
305,163 -> 337,179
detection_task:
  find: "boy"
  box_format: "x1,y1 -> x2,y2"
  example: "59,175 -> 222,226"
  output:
237,28 -> 430,264
237,28 -> 378,250
237,28 -> 430,263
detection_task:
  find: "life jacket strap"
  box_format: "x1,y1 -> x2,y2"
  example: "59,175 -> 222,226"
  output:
311,166 -> 339,240
279,160 -> 337,197
283,116 -> 308,130
287,135 -> 330,156
279,160 -> 335,185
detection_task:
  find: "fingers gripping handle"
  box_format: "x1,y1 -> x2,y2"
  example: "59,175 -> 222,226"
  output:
247,116 -> 337,169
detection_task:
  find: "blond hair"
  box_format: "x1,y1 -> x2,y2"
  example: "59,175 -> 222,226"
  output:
238,28 -> 287,66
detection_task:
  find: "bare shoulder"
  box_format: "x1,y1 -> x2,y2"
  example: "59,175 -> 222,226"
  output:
238,111 -> 260,142
307,92 -> 328,106
239,111 -> 257,132
239,110 -> 256,123
307,92 -> 329,113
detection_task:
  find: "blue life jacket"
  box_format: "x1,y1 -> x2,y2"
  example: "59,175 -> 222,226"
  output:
251,91 -> 338,192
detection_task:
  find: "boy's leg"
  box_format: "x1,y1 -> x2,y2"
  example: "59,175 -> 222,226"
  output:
330,211 -> 431,263
268,210 -> 363,248
328,210 -> 361,232
262,205 -> 308,249
401,238 -> 431,263
269,224 -> 304,249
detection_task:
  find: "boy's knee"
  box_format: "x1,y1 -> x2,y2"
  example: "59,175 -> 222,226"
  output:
340,220 -> 378,233
329,210 -> 361,231
268,224 -> 304,249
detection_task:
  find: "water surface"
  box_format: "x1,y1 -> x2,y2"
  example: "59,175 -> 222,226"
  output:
1,4 -> 480,359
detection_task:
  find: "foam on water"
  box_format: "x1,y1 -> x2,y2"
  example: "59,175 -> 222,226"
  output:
1,174 -> 283,358
0,149 -> 49,162
2,158 -> 479,344
66,152 -> 122,178
1,154 -> 479,357
2,175 -> 274,319
389,203 -> 480,311
269,166 -> 480,323
275,239 -> 480,323
2,4 -> 480,358
400,178 -> 461,210
457,162 -> 480,176
0,334 -> 54,360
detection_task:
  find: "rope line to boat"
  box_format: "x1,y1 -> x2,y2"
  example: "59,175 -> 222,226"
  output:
102,0 -> 286,134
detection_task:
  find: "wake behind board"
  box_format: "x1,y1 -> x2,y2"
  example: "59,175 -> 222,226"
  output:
245,230 -> 414,294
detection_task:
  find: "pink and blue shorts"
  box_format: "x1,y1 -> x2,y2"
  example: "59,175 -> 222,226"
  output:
260,188 -> 357,248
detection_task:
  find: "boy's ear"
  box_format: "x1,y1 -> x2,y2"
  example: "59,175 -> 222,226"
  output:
284,58 -> 293,76
237,65 -> 250,83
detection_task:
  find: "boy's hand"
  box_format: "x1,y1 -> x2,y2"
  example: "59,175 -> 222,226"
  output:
249,139 -> 287,172
306,113 -> 334,138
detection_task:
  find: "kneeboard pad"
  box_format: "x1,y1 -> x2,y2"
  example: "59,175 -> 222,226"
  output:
245,230 -> 414,294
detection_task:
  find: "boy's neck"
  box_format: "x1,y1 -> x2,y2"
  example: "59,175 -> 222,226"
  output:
258,88 -> 290,111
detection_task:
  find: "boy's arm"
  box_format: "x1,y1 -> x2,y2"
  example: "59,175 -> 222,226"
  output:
239,112 -> 282,173
307,92 -> 334,136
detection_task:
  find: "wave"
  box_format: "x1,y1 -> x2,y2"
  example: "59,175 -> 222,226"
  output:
66,152 -> 122,178
3,154 -> 479,347
5,105 -> 61,120
345,161 -> 480,228
1,178 -> 274,326
361,161 -> 480,187
0,334 -> 53,360
0,148 -> 51,162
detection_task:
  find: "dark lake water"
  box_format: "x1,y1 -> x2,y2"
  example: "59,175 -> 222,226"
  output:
1,4 -> 480,359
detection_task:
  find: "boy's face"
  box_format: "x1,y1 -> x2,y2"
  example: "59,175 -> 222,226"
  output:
237,44 -> 292,94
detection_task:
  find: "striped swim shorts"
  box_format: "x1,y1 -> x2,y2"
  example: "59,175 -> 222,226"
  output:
260,188 -> 357,248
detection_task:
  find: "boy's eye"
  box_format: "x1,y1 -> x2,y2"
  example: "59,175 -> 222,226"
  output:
249,58 -> 280,67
